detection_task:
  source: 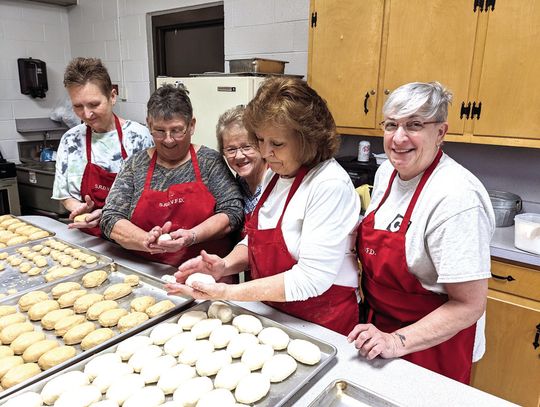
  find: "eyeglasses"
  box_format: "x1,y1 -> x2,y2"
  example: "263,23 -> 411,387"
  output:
223,145 -> 256,158
380,120 -> 442,133
151,126 -> 190,140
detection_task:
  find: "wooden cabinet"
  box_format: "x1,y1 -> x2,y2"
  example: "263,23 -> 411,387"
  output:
308,0 -> 540,148
471,260 -> 540,407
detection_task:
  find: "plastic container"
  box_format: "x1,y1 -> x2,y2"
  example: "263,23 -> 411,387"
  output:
514,213 -> 540,255
229,58 -> 288,74
373,153 -> 388,165
488,190 -> 522,227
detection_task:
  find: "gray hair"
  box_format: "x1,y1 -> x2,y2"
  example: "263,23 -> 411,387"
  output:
383,82 -> 453,121
216,105 -> 245,151
147,84 -> 192,124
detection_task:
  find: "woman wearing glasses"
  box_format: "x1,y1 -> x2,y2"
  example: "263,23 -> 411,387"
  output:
216,106 -> 266,216
350,82 -> 495,383
100,84 -> 243,267
52,57 -> 153,236
166,77 -> 361,336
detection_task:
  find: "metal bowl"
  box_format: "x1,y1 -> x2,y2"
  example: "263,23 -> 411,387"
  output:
488,190 -> 522,227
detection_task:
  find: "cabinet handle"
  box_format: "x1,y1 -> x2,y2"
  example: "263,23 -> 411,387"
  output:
533,324 -> 540,350
363,90 -> 375,115
491,273 -> 516,282
384,89 -> 390,95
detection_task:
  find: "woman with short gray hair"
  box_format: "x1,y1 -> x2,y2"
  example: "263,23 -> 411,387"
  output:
350,81 -> 495,384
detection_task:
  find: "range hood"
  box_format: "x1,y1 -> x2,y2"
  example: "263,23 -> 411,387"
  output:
26,0 -> 77,7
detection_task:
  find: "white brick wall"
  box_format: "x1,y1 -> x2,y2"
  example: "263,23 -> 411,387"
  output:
0,0 -> 71,163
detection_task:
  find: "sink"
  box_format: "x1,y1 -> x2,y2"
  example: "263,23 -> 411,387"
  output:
18,161 -> 56,173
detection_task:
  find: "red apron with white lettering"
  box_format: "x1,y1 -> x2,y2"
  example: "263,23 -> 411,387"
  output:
130,145 -> 232,266
245,166 -> 358,336
79,114 -> 127,236
356,150 -> 476,383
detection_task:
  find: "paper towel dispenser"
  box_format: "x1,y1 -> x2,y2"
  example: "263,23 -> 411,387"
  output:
17,58 -> 48,98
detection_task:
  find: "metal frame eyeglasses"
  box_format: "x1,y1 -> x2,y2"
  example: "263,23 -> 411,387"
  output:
151,126 -> 190,140
223,145 -> 256,158
380,120 -> 442,133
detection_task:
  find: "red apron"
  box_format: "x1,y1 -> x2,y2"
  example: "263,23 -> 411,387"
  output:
245,166 -> 358,336
130,145 -> 232,267
79,114 -> 127,236
357,150 -> 476,384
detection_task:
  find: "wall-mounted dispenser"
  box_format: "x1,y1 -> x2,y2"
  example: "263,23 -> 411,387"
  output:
17,58 -> 48,98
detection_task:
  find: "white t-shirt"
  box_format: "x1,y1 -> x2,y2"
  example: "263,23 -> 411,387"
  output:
52,120 -> 153,201
366,152 -> 495,361
241,158 -> 361,302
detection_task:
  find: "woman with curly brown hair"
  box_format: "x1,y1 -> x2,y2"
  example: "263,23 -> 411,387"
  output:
167,77 -> 361,335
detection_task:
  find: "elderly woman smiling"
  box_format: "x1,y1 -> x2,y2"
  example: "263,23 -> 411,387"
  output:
350,81 -> 495,384
100,84 -> 243,267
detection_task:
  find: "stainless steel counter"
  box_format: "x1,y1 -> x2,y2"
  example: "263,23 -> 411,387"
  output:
21,216 -> 516,407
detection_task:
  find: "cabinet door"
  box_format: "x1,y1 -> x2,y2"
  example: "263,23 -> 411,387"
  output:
383,0 -> 479,135
308,0 -> 384,129
471,290 -> 540,407
472,2 -> 540,144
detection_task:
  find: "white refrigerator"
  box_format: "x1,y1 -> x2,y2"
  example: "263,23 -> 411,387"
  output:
155,76 -> 266,151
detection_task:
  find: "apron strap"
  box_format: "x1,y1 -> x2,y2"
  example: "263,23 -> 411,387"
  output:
189,144 -> 203,183
399,149 -> 443,232
276,166 -> 309,228
85,113 -> 127,163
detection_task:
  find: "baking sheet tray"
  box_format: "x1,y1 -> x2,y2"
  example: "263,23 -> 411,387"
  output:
0,215 -> 54,248
0,263 -> 193,399
308,379 -> 403,407
0,237 -> 112,298
1,300 -> 336,405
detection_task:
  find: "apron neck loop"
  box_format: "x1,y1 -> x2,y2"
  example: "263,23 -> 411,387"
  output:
85,113 -> 126,163
144,144 -> 199,190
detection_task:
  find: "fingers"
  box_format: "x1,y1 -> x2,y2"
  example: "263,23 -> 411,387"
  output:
347,324 -> 369,342
161,221 -> 172,234
84,195 -> 95,210
177,256 -> 203,273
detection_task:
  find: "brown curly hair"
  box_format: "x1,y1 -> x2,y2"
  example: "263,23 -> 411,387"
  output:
243,76 -> 340,167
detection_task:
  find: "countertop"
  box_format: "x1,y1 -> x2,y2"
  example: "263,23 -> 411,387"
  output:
490,225 -> 540,268
22,216 -> 516,407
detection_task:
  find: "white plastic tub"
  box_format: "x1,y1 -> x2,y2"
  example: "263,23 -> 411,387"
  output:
514,213 -> 540,255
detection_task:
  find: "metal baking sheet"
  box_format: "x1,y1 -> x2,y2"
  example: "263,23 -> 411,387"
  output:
0,300 -> 336,405
0,263 -> 193,399
0,215 -> 54,249
308,379 -> 403,407
0,237 -> 112,298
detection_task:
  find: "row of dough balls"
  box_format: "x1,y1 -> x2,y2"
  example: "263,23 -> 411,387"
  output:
3,303 -> 322,407
0,216 -> 51,248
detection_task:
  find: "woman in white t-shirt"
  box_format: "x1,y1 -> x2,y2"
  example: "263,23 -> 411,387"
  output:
350,81 -> 495,384
166,77 -> 361,335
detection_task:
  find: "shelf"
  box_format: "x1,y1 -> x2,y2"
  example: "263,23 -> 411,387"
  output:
15,118 -> 68,134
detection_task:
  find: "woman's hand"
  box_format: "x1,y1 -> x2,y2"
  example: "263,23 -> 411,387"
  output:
347,323 -> 400,360
165,280 -> 228,300
174,250 -> 226,283
146,221 -> 194,254
68,196 -> 102,229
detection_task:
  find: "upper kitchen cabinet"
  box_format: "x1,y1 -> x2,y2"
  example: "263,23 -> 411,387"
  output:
470,2 -> 540,147
308,0 -> 384,133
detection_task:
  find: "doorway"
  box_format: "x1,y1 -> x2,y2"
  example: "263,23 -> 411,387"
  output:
152,5 -> 224,78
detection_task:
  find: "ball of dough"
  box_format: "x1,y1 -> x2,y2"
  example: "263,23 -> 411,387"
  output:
0,305 -> 15,318
128,344 -> 162,372
103,283 -> 133,301
241,343 -> 274,371
287,338 -> 321,365
41,370 -> 90,405
0,313 -> 26,330
226,333 -> 259,358
163,331 -> 196,356
105,373 -> 145,405
178,339 -> 214,366
185,273 -> 215,287
261,353 -> 297,382
123,274 -> 140,287
0,322 -> 34,344
209,324 -> 239,349
257,326 -> 290,350
63,321 -> 96,345
0,356 -> 23,379
207,301 -> 233,323
145,299 -> 175,318
73,293 -> 105,313
98,308 -> 128,327
10,331 -> 45,355
73,214 -> 88,223
27,266 -> 42,276
28,299 -> 60,321
44,266 -> 77,282
2,391 -> 42,407
82,269 -> 108,288
18,290 -> 49,312
172,376 -> 213,406
38,345 -> 76,370
150,322 -> 182,345
196,350 -> 232,377
191,318 -> 222,339
84,352 -> 122,380
117,311 -> 149,333
130,296 -> 156,313
57,289 -> 88,308
232,314 -> 263,335
1,362 -> 41,388
41,308 -> 75,330
89,401 -> 118,407
115,335 -> 152,361
54,384 -> 101,407
54,314 -> 86,336
157,233 -> 172,243
235,372 -> 271,404
86,300 -> 119,320
214,362 -> 251,391
139,354 -> 177,384
196,388 -> 236,407
177,310 -> 207,330
156,364 -> 196,395
123,386 -> 165,407
80,327 -> 115,350
92,362 -> 133,393
0,345 -> 14,358
22,339 -> 59,363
